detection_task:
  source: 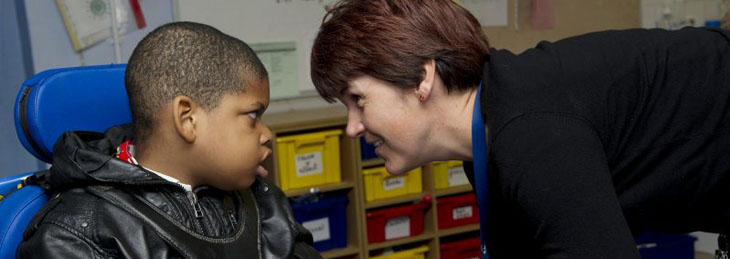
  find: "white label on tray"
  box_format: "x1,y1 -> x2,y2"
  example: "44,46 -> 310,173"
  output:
453,205 -> 473,220
385,216 -> 410,240
302,217 -> 330,242
383,176 -> 405,191
295,151 -> 323,177
448,166 -> 469,187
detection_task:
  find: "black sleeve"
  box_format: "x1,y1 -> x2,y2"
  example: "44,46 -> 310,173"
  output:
489,113 -> 639,258
253,179 -> 322,259
17,223 -> 108,258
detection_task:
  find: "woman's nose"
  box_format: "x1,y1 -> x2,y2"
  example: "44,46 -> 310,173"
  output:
345,111 -> 365,138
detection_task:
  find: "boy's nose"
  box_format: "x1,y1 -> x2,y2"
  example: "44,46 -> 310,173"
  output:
345,111 -> 365,138
260,123 -> 273,147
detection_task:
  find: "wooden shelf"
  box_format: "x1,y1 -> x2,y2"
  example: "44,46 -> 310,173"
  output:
264,107 -> 481,259
364,192 -> 426,209
367,232 -> 435,250
361,158 -> 385,168
434,185 -> 473,197
283,181 -> 355,197
263,106 -> 347,133
437,224 -> 480,237
322,245 -> 361,259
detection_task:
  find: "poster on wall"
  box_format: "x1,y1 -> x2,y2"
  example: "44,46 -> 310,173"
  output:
455,0 -> 509,26
250,42 -> 300,99
56,0 -> 146,51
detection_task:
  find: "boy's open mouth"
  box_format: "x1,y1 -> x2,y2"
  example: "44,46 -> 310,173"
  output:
256,165 -> 269,178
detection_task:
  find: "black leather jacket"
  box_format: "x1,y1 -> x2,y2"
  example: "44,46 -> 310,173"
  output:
17,125 -> 321,259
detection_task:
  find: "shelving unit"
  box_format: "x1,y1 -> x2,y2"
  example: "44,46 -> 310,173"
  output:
262,106 -> 480,259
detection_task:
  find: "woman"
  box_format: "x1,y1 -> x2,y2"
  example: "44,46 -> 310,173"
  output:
310,0 -> 730,258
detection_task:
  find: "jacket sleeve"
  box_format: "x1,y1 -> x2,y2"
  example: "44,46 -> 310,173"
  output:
17,222 -> 108,258
253,179 -> 322,259
489,113 -> 640,259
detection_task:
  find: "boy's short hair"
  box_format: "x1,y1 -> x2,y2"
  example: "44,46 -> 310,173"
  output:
125,21 -> 267,142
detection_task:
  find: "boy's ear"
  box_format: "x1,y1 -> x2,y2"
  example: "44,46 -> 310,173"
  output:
172,96 -> 198,143
416,59 -> 436,102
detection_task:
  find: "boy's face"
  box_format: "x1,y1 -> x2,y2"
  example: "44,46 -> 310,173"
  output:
195,79 -> 272,190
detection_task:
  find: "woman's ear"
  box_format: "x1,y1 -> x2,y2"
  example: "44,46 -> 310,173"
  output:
172,96 -> 197,143
416,59 -> 436,102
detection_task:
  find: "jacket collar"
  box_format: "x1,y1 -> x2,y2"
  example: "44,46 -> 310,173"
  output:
45,124 -> 174,192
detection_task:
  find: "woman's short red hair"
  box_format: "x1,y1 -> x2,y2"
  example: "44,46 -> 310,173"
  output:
311,0 -> 490,102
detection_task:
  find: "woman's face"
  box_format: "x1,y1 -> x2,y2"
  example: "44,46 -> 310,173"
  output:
341,75 -> 428,175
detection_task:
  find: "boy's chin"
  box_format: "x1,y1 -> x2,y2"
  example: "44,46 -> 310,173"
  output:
214,176 -> 257,191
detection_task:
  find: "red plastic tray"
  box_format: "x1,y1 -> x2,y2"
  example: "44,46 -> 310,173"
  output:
366,201 -> 429,243
440,237 -> 481,259
437,193 -> 479,229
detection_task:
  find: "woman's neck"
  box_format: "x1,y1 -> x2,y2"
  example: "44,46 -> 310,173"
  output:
425,86 -> 478,161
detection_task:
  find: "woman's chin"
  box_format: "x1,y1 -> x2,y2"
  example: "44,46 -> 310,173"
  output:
384,160 -> 409,175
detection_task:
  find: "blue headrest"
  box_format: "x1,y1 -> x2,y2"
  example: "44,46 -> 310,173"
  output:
14,64 -> 132,163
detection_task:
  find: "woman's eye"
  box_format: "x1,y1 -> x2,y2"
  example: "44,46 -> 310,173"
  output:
352,94 -> 364,107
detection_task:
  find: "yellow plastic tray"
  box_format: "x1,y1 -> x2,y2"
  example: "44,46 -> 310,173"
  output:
432,161 -> 469,190
362,166 -> 422,202
370,246 -> 429,259
275,129 -> 342,190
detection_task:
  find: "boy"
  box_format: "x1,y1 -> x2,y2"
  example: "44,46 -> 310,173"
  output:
17,22 -> 321,259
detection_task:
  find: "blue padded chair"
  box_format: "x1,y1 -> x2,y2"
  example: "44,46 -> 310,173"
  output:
0,64 -> 130,258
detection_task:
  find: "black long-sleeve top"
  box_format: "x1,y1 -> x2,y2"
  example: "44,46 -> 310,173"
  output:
464,27 -> 730,258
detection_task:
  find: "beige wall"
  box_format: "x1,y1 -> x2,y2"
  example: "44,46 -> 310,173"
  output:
483,0 -> 640,53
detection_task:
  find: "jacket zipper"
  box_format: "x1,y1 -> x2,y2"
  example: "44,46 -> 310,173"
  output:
228,211 -> 237,226
185,189 -> 204,218
122,179 -> 209,232
132,170 -> 207,219
183,187 -> 205,234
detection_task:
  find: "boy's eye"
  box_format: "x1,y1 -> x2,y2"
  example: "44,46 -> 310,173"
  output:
247,112 -> 258,120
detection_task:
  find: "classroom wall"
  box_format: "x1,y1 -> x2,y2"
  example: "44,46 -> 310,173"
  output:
484,0 -> 640,53
0,0 -> 40,176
